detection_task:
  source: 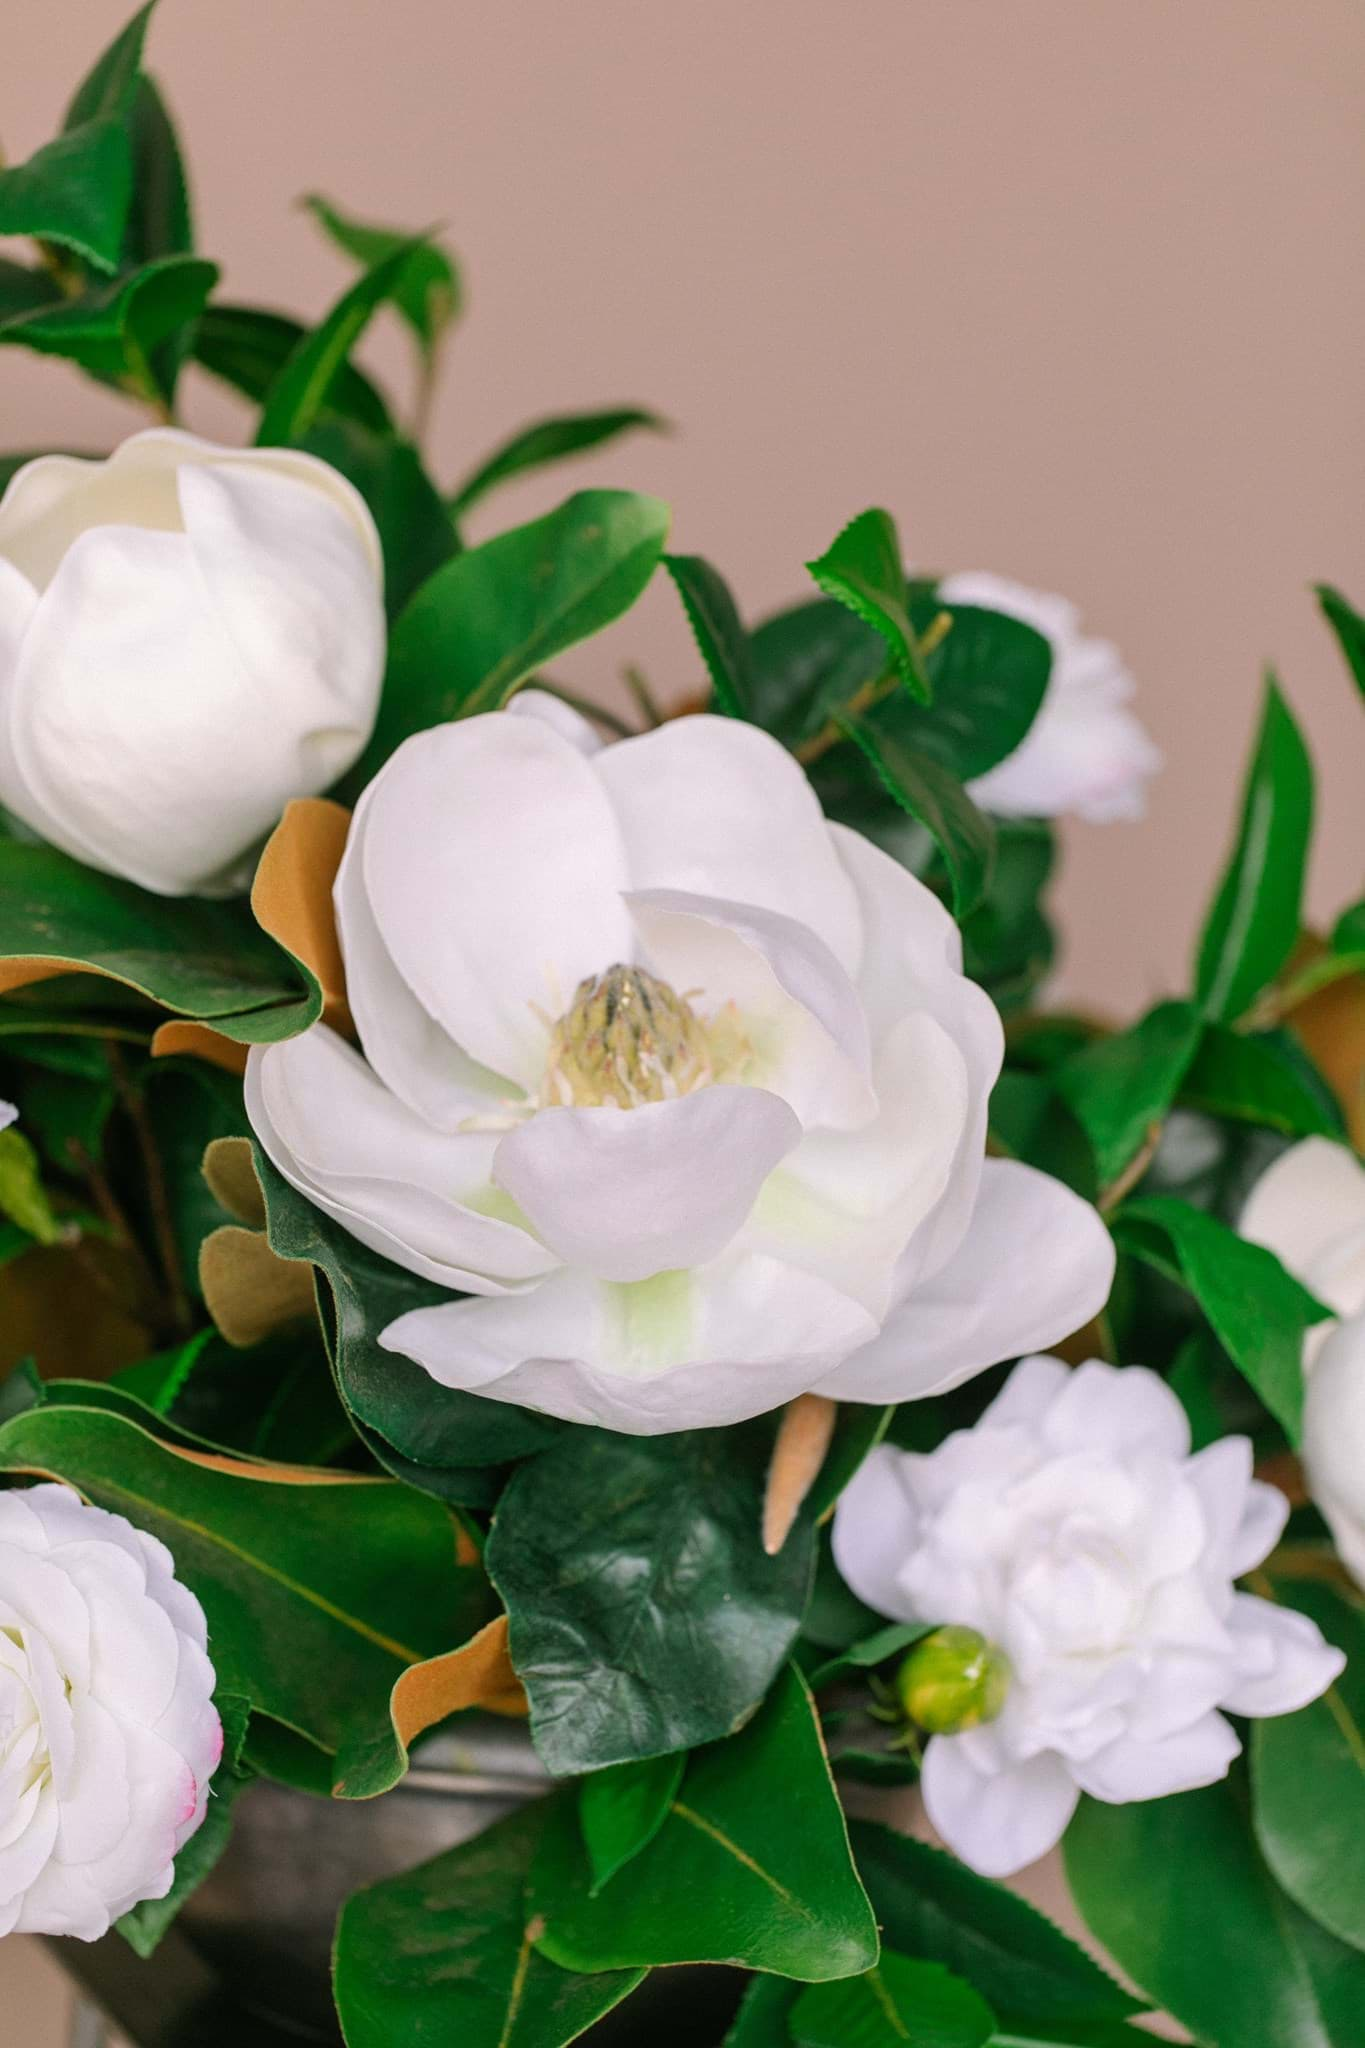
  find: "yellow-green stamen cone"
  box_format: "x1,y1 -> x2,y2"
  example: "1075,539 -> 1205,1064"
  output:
895,1626 -> 1012,1735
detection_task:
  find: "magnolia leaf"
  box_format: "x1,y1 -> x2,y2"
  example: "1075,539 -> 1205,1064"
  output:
1178,1023 -> 1343,1140
579,1750 -> 685,1895
791,1954 -> 995,2048
1055,1000 -> 1203,1189
333,1613 -> 526,1801
449,406 -> 666,520
806,508 -> 928,701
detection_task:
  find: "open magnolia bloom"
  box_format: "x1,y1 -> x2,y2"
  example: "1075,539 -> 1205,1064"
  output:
0,1484 -> 220,1939
1241,1136 -> 1365,1587
941,572 -> 1160,824
833,1357 -> 1344,1878
0,430 -> 384,896
247,700 -> 1115,1433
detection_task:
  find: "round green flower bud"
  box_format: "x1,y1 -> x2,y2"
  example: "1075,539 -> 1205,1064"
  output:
895,1626 -> 1012,1735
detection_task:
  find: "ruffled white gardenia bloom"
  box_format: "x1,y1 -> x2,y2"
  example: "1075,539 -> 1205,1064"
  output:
833,1356 -> 1343,1878
247,699 -> 1115,1433
0,430 -> 385,896
1241,1136 -> 1365,1587
0,1483 -> 220,1939
939,572 -> 1160,824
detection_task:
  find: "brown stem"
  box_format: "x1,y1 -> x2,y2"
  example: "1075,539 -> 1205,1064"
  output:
105,1041 -> 194,1339
1098,1120 -> 1162,1214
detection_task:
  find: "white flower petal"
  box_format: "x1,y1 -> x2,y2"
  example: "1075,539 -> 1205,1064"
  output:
1071,1711 -> 1241,1803
921,1738 -> 1079,1878
1041,1361 -> 1190,1461
1239,1136 -> 1365,1311
820,1158 -> 1115,1402
1222,1592 -> 1346,1716
1303,1315 -> 1365,1588
595,715 -> 863,975
361,713 -> 633,1089
831,1446 -> 924,1624
506,687 -> 604,755
977,1353 -> 1071,1427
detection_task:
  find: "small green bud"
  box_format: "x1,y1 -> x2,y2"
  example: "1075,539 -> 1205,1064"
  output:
895,1626 -> 1011,1735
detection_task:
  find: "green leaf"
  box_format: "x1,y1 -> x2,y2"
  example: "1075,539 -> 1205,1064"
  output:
345,488 -> 669,789
193,304 -> 392,432
0,120 -> 133,274
841,701 -> 994,918
1054,1001 -> 1203,1188
1194,676 -> 1314,1023
63,3 -> 156,129
578,1750 -> 685,1894
1333,901 -> 1365,955
303,193 -> 459,362
0,1126 -> 63,1247
486,1424 -> 815,1774
848,1821 -> 1143,2031
792,1955 -> 995,2048
256,236 -> 433,447
1253,1580 -> 1365,1954
0,254 -> 218,407
334,1801 -> 644,2048
118,1692 -> 252,1958
806,510 -> 928,702
1178,1023 -> 1343,1140
528,1664 -> 878,1980
748,597 -> 885,743
298,416 -> 456,618
449,406 -> 666,521
664,553 -> 753,716
960,819 -> 1056,1016
0,841 -> 318,1041
906,603 -> 1051,780
121,75 -> 193,266
806,1622 -> 933,1691
1316,584 -> 1365,702
0,264 -> 62,324
1113,1192 -> 1329,1439
0,1402 -> 482,1789
1066,1775 -> 1365,2048
724,1975 -> 801,2046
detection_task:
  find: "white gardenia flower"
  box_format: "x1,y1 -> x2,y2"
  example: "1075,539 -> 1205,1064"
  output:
247,698 -> 1115,1433
939,572 -> 1160,824
833,1356 -> 1343,1878
0,1482 -> 220,1939
1241,1136 -> 1365,1586
0,429 -> 385,896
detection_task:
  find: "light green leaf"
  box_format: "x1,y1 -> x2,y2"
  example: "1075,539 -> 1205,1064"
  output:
1316,583 -> 1365,702
193,303 -> 392,432
0,1126 -> 63,1247
1194,676 -> 1313,1022
1253,1580 -> 1365,1954
841,701 -> 994,917
1113,1192 -> 1329,1439
664,552 -> 753,716
255,236 -> 432,447
334,1801 -> 644,2048
806,509 -> 928,701
1054,1001 -> 1203,1189
791,1954 -> 995,2048
303,193 -> 459,361
579,1750 -> 685,1894
449,406 -> 666,520
344,488 -> 669,788
528,1664 -> 879,1980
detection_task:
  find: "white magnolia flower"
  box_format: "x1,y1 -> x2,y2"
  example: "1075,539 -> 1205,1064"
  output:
1241,1136 -> 1365,1586
833,1356 -> 1342,1878
0,429 -> 385,896
0,1482 -> 220,1939
247,699 -> 1115,1433
939,572 -> 1160,824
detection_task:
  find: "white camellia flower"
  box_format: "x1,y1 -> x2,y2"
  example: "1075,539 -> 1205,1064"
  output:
1241,1136 -> 1365,1586
939,572 -> 1160,824
833,1356 -> 1343,1878
247,697 -> 1115,1433
0,1482 -> 220,1939
0,429 -> 385,897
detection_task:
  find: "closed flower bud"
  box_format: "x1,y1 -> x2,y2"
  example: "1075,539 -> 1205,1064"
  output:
0,430 -> 385,897
895,1626 -> 1011,1735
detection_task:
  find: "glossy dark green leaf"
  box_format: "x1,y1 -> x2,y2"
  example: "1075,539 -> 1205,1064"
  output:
841,701 -> 994,918
118,1692 -> 252,1959
1253,1580 -> 1365,1953
848,1821 -> 1143,2030
298,416 -> 456,618
0,1403 -> 481,1786
806,1622 -> 933,1691
487,1424 -> 815,1773
0,264 -> 62,325
0,254 -> 217,406
1179,1023 -> 1343,1140
1194,677 -> 1314,1023
1066,1776 -> 1365,2048
806,509 -> 928,701
335,1801 -> 644,2048
529,1664 -> 878,1979
303,193 -> 460,362
988,1069 -> 1096,1202
792,1955 -> 994,2048
1054,1001 -> 1203,1189
255,1147 -> 561,1479
1113,1192 -> 1329,1439
905,603 -> 1050,780
724,1975 -> 800,2046
578,1750 -> 685,1894
960,819 -> 1056,1016
0,841 -> 317,1041
193,304 -> 392,432
0,120 -> 133,274
256,236 -> 432,447
450,406 -> 666,520
664,553 -> 753,716
1316,583 -> 1365,702
1333,901 -> 1365,955
345,488 -> 669,789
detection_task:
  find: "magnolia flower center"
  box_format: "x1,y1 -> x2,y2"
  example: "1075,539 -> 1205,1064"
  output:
541,964 -> 728,1110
